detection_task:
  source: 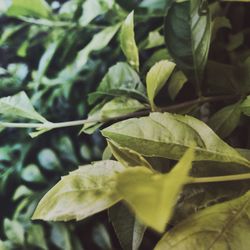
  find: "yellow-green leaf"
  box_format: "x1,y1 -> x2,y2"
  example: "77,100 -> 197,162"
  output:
32,160 -> 125,221
146,60 -> 175,111
116,147 -> 194,232
120,11 -> 139,71
102,112 -> 249,166
155,191 -> 250,250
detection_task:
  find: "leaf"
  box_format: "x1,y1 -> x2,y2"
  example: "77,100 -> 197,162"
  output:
35,41 -> 60,87
116,147 -> 194,232
109,202 -> 146,250
101,96 -> 146,118
27,224 -> 48,250
5,0 -> 52,19
155,191 -> 250,250
12,185 -> 33,201
164,0 -> 211,93
146,60 -> 175,111
32,160 -> 125,221
80,0 -> 114,27
21,164 -> 46,183
38,148 -> 61,171
102,112 -> 249,166
120,11 -> 139,71
58,23 -> 121,79
4,219 -> 25,245
88,62 -> 147,105
240,95 -> 250,116
0,91 -> 47,123
107,140 -> 152,169
142,30 -> 165,50
208,102 -> 242,138
168,70 -> 187,100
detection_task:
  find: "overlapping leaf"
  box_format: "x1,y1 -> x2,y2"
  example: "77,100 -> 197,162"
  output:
155,191 -> 250,250
32,160 -> 125,221
102,112 -> 249,166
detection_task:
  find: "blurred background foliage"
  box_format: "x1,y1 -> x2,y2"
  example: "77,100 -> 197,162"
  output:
1,0 -> 250,249
0,0 -> 168,249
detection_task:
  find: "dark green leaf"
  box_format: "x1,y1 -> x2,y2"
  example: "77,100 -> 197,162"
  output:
164,0 -> 211,93
109,202 -> 146,250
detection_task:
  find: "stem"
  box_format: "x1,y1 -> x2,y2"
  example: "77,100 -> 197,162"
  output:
0,94 -> 240,130
189,173 -> 250,184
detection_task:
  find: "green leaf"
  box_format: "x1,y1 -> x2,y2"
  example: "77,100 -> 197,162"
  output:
164,0 -> 211,93
107,140 -> 152,169
5,0 -> 52,19
102,112 -> 249,166
0,91 -> 47,123
88,62 -> 147,105
32,160 -> 125,221
80,0 -> 114,27
59,23 -> 121,79
4,219 -> 25,245
21,164 -> 46,183
155,191 -> 250,250
12,185 -> 33,201
116,147 -> 194,232
38,148 -> 61,171
146,60 -> 175,111
142,30 -> 165,50
27,224 -> 48,250
168,70 -> 187,100
101,96 -> 146,118
120,11 -> 139,71
240,95 -> 250,116
208,102 -> 242,138
35,41 -> 60,87
109,202 -> 146,250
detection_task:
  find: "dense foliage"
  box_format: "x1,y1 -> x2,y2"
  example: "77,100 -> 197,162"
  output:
1,0 -> 250,249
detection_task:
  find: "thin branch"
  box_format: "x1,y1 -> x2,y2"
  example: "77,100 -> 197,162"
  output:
188,173 -> 250,184
0,94 -> 240,130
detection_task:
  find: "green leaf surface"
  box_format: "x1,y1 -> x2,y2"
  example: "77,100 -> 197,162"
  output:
168,70 -> 187,100
4,219 -> 25,245
240,95 -> 250,116
155,191 -> 250,250
80,0 -> 114,27
88,62 -> 147,105
120,11 -> 139,71
107,140 -> 152,169
21,164 -> 46,183
142,30 -> 165,50
208,102 -> 242,138
6,0 -> 52,19
109,202 -> 146,250
102,112 -> 249,166
164,0 -> 211,93
146,60 -> 175,110
27,224 -> 48,250
116,147 -> 194,232
0,91 -> 47,123
32,160 -> 125,221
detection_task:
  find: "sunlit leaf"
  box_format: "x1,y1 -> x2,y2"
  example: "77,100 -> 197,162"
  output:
0,91 -> 47,122
32,160 -> 125,221
102,112 -> 249,166
155,191 -> 250,250
146,60 -> 175,110
168,70 -> 187,100
116,147 -> 194,232
120,11 -> 139,71
5,0 -> 52,19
